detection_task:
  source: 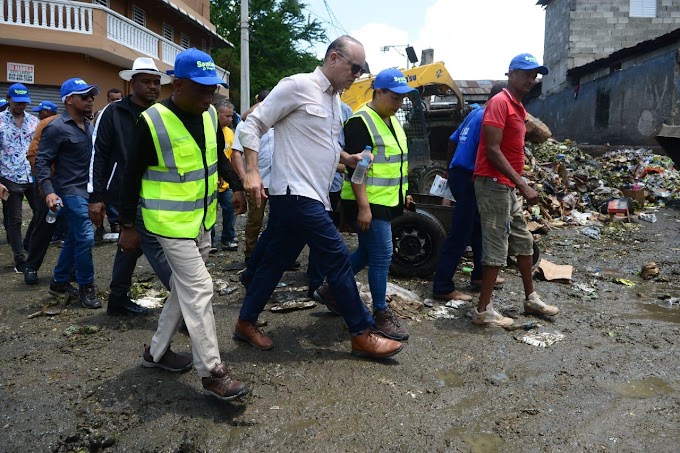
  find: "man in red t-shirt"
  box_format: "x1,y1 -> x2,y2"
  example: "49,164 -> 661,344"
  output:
472,53 -> 559,327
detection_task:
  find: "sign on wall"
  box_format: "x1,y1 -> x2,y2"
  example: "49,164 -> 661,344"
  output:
7,62 -> 34,84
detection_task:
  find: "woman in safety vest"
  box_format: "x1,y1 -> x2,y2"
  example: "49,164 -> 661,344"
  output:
341,68 -> 414,341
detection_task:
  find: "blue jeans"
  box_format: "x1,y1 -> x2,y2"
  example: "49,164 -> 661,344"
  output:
217,189 -> 236,243
433,168 -> 483,295
109,206 -> 172,297
350,218 -> 392,312
54,195 -> 95,286
239,194 -> 374,335
106,202 -> 119,228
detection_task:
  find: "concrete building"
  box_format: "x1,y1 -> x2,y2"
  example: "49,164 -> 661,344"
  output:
538,0 -> 680,95
0,0 -> 232,111
527,0 -> 680,146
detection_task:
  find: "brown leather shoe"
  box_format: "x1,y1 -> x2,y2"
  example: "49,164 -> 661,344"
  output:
351,331 -> 403,359
233,319 -> 274,350
432,290 -> 473,301
141,345 -> 192,372
373,309 -> 409,341
312,282 -> 341,315
202,362 -> 249,401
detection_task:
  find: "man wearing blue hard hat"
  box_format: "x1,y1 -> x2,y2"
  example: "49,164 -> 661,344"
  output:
1,83 -> 40,273
31,101 -> 58,120
35,77 -> 103,309
118,48 -> 249,402
472,53 -> 559,328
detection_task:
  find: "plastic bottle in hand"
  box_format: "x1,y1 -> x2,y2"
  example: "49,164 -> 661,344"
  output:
351,146 -> 372,184
46,200 -> 61,224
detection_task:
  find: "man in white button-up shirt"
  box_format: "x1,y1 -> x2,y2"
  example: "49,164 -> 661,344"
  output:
234,35 -> 404,360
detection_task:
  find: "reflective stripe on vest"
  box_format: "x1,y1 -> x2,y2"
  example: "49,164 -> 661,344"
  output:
341,105 -> 408,207
140,104 -> 218,238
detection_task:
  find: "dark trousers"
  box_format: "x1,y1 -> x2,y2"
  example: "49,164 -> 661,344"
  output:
239,193 -> 374,335
25,195 -> 57,271
109,206 -> 172,300
0,177 -> 36,267
433,168 -> 483,294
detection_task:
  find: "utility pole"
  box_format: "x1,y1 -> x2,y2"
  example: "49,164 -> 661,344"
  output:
240,0 -> 250,115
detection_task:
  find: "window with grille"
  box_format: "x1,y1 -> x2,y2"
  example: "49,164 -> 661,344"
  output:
180,33 -> 191,49
630,0 -> 656,17
93,0 -> 109,7
163,23 -> 174,41
132,5 -> 146,27
201,39 -> 207,53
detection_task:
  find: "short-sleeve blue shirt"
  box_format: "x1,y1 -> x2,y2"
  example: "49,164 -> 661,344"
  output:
449,107 -> 484,172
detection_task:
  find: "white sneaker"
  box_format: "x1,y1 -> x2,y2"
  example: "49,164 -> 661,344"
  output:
524,292 -> 559,316
471,303 -> 514,328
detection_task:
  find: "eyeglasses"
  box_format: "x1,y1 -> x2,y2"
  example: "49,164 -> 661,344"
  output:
336,51 -> 365,76
76,93 -> 95,100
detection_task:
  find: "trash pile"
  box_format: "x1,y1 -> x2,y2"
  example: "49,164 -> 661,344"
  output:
523,139 -> 679,227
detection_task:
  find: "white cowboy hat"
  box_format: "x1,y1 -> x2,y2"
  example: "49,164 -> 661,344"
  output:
119,57 -> 172,85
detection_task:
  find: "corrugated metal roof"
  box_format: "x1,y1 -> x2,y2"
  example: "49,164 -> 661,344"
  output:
455,80 -> 505,96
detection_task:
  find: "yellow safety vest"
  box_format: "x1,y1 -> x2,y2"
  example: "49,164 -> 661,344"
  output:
140,104 -> 218,238
341,105 -> 408,207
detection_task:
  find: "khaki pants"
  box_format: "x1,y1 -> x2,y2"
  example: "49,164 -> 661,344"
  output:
149,226 -> 219,377
244,190 -> 268,259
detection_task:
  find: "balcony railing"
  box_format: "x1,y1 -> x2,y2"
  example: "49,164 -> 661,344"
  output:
0,0 -> 93,33
1,0 -> 229,86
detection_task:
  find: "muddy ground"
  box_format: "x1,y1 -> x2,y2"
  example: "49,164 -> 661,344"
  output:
1,205 -> 679,452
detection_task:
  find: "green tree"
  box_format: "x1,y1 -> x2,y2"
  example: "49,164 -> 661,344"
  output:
211,0 -> 327,110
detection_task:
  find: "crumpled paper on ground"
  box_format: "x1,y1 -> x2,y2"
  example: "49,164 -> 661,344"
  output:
515,331 -> 565,347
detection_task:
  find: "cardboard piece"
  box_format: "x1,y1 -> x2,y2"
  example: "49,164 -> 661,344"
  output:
621,187 -> 646,203
537,259 -> 573,283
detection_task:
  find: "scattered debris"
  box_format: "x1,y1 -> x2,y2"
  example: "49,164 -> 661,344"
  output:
614,278 -> 636,287
423,298 -> 435,308
638,212 -> 657,223
507,321 -> 541,331
63,325 -> 100,337
27,304 -> 63,319
219,286 -> 238,296
133,288 -> 167,309
515,331 -> 565,347
641,262 -> 660,280
658,295 -> 679,308
580,227 -> 601,240
427,306 -> 458,320
524,141 -> 678,228
573,282 -> 596,294
445,300 -> 466,309
269,300 -> 316,313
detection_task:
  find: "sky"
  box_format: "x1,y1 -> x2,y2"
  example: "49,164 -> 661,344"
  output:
306,0 -> 546,80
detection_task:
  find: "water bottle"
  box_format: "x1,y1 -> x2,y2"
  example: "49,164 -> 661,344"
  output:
351,146 -> 372,184
46,200 -> 61,224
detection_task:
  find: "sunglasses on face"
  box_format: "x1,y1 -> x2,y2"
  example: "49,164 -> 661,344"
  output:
77,93 -> 95,100
336,51 -> 365,76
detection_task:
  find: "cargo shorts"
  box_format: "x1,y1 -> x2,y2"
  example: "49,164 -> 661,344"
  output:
474,176 -> 534,267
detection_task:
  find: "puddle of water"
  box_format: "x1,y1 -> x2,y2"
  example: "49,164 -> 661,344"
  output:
444,392 -> 485,414
613,377 -> 675,399
462,433 -> 504,453
436,369 -> 464,387
619,303 -> 680,324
